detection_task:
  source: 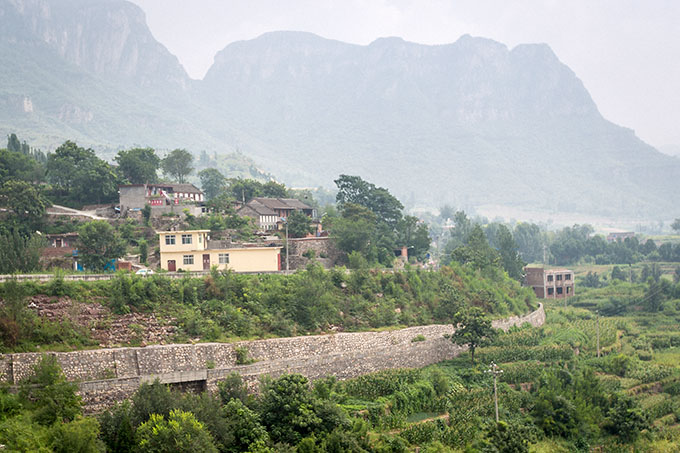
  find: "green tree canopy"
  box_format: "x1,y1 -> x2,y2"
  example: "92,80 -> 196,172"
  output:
287,210 -> 312,238
114,147 -> 160,184
19,355 -> 81,425
77,220 -> 126,271
227,178 -> 264,203
451,225 -> 500,271
496,224 -> 525,280
334,175 -> 403,227
46,141 -> 119,206
0,179 -> 49,233
0,230 -> 44,275
262,180 -> 289,198
198,168 -> 226,200
259,374 -> 323,445
136,409 -> 218,453
0,148 -> 44,184
449,307 -> 496,363
397,215 -> 431,261
161,148 -> 194,183
222,399 -> 270,453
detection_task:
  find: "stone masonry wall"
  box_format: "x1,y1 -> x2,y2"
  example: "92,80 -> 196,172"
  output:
1,304 -> 544,412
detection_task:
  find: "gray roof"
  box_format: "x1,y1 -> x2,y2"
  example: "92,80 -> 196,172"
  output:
238,199 -> 277,216
163,183 -> 203,194
251,197 -> 312,211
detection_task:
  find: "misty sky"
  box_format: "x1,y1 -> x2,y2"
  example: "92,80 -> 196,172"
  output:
130,0 -> 680,149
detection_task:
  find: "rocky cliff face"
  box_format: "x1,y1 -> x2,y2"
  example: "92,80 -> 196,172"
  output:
199,31 -> 679,216
0,1 -> 678,217
1,0 -> 189,90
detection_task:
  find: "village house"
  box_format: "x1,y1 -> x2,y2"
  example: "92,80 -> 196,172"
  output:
524,267 -> 575,299
119,183 -> 205,217
40,232 -> 80,270
158,229 -> 282,272
237,197 -> 316,231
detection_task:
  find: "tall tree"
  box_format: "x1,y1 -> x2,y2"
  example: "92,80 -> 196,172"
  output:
161,149 -> 194,183
227,178 -> 263,203
397,215 -> 431,261
513,223 -> 544,263
0,148 -> 44,184
198,168 -> 226,200
287,210 -> 312,238
262,180 -> 289,198
114,147 -> 160,184
0,230 -> 44,274
449,307 -> 496,363
496,224 -> 525,280
334,175 -> 403,227
46,141 -> 119,205
451,224 -> 500,270
0,179 -> 49,233
77,221 -> 126,271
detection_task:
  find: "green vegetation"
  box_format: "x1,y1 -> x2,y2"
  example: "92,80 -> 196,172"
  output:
0,263 -> 535,352
161,148 -> 194,183
330,175 -> 431,265
438,212 -> 680,272
115,147 -> 161,184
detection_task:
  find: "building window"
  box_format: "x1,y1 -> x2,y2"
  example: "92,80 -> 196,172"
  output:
566,287 -> 570,294
182,234 -> 192,245
165,235 -> 176,245
219,253 -> 230,264
183,255 -> 194,265
547,275 -> 553,282
198,235 -> 202,243
547,288 -> 554,295
556,274 -> 563,281
557,287 -> 563,295
565,274 -> 571,280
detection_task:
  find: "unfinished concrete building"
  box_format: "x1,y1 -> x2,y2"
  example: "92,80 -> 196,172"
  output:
524,267 -> 575,299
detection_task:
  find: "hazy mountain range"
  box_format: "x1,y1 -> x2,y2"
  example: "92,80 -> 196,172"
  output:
1,0 -> 678,218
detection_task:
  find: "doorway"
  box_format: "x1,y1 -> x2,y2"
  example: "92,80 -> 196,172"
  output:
203,254 -> 210,270
167,260 -> 176,271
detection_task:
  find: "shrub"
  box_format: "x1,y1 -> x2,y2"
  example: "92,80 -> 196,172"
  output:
136,409 -> 218,453
49,416 -> 104,453
235,346 -> 256,365
19,355 -> 81,425
411,334 -> 426,342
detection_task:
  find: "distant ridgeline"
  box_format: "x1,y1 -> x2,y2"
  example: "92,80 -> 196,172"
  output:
2,0 -> 679,217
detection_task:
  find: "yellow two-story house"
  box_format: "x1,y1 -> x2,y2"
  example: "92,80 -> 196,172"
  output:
158,230 -> 281,272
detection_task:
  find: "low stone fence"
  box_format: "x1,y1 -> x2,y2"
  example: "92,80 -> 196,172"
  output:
0,304 -> 544,412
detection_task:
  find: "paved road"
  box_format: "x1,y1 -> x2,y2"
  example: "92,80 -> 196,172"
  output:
46,204 -> 107,220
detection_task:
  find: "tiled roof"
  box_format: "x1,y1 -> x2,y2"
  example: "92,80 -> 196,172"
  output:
239,199 -> 277,216
251,197 -> 312,211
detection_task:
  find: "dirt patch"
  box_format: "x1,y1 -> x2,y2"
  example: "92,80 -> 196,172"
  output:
27,295 -> 177,348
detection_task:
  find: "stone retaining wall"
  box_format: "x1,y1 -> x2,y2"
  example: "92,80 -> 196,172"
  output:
1,304 -> 544,412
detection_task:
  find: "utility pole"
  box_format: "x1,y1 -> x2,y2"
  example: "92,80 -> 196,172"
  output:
486,362 -> 503,422
596,310 -> 600,358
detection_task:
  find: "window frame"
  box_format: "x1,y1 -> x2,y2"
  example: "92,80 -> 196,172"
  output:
219,253 -> 230,264
165,235 -> 176,245
183,254 -> 194,265
181,234 -> 193,245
